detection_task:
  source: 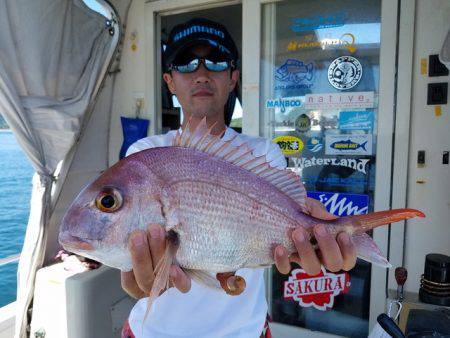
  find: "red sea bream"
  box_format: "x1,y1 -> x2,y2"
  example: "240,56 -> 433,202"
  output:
59,118 -> 424,306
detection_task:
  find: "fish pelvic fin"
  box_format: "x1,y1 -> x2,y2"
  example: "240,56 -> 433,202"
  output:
353,233 -> 391,268
173,117 -> 308,212
142,232 -> 178,324
184,269 -> 221,290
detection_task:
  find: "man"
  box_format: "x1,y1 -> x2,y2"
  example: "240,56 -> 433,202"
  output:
121,18 -> 356,338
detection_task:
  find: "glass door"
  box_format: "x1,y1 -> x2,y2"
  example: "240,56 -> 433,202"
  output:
260,1 -> 382,337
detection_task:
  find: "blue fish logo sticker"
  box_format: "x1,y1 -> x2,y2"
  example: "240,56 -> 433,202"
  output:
275,59 -> 314,84
330,139 -> 367,151
325,134 -> 373,155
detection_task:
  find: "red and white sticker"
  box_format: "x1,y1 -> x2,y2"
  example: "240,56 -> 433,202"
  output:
283,267 -> 351,311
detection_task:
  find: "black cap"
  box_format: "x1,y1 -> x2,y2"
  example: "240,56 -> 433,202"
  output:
164,18 -> 238,67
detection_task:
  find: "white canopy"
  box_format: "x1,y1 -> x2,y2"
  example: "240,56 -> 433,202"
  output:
440,29 -> 450,69
0,0 -> 119,336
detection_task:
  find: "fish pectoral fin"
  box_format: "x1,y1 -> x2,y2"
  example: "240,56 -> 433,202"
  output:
184,269 -> 221,290
353,233 -> 392,268
216,272 -> 247,296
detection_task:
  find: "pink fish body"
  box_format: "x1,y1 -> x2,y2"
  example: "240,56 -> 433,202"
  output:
59,119 -> 424,300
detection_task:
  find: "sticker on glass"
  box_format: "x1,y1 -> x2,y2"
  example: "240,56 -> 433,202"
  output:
265,97 -> 303,114
274,59 -> 314,90
307,191 -> 369,216
306,137 -> 324,153
325,134 -> 372,155
290,13 -> 346,33
272,136 -> 304,156
304,92 -> 374,109
284,268 -> 350,311
295,114 -> 311,133
339,111 -> 374,131
328,56 -> 363,90
291,157 -> 370,174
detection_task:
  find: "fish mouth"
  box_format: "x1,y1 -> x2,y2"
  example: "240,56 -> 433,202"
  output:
59,233 -> 94,251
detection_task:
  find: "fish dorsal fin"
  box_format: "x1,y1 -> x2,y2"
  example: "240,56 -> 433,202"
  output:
173,118 -> 307,212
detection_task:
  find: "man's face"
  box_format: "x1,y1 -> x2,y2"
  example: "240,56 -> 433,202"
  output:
163,45 -> 239,120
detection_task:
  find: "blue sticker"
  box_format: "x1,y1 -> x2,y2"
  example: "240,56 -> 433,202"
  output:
274,59 -> 314,90
306,137 -> 324,153
265,97 -> 303,113
290,13 -> 346,33
339,111 -> 374,131
307,191 -> 369,216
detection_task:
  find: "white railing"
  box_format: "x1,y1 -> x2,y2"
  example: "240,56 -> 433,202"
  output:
0,254 -> 20,268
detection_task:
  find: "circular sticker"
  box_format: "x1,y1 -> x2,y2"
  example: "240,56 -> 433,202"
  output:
327,56 -> 362,90
295,114 -> 311,133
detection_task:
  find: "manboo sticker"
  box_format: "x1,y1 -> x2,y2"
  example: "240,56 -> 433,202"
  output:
284,267 -> 350,311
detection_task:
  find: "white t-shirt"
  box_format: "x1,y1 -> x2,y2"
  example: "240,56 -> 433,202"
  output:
126,127 -> 286,338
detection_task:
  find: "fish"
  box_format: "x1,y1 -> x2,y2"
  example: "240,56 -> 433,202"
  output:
330,139 -> 367,151
59,118 -> 424,312
275,59 -> 314,84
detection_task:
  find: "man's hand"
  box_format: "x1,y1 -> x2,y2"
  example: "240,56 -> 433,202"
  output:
274,197 -> 357,276
121,224 -> 191,299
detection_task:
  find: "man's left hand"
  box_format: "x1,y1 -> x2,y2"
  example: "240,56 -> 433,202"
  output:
273,197 -> 357,276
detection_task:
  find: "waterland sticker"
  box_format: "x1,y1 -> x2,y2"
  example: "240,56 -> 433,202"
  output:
328,56 -> 362,90
291,156 -> 370,174
284,267 -> 350,311
339,111 -> 374,131
325,134 -> 372,155
265,97 -> 303,114
272,136 -> 304,156
290,13 -> 346,33
274,59 -> 314,90
307,191 -> 369,216
304,92 -> 374,110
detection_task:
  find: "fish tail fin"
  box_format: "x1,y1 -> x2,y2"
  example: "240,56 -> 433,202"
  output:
353,233 -> 391,268
142,236 -> 178,324
348,208 -> 425,235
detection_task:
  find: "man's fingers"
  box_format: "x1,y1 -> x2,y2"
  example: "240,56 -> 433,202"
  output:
148,224 -> 167,270
337,232 -> 357,271
121,271 -> 147,299
314,224 -> 344,272
274,245 -> 291,274
129,230 -> 155,294
292,228 -> 322,275
169,265 -> 191,293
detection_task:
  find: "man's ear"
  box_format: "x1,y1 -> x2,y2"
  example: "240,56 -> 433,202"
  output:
229,69 -> 239,92
163,72 -> 176,94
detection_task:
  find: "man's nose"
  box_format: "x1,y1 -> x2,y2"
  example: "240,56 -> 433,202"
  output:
193,63 -> 211,83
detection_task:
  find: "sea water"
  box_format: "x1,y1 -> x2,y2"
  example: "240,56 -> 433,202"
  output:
0,131 -> 33,308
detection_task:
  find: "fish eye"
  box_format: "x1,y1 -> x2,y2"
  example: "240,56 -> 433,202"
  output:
95,187 -> 123,212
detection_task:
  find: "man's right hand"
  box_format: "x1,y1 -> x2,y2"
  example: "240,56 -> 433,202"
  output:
120,223 -> 191,299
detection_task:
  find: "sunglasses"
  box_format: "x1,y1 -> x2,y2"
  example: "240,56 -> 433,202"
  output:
168,57 -> 235,73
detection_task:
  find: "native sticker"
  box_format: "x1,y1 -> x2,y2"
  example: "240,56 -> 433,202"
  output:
307,191 -> 369,216
325,134 -> 372,155
272,136 -> 304,156
306,137 -> 323,153
295,114 -> 311,133
284,267 -> 350,311
328,56 -> 362,90
304,92 -> 374,110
